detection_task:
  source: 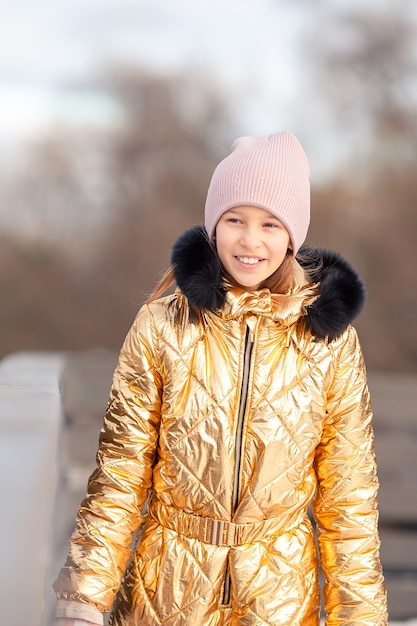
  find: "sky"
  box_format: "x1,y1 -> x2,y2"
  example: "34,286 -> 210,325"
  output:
0,0 -> 402,177
0,0 -> 311,144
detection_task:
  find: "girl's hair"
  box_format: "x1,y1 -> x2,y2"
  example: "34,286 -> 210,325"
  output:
146,249 -> 299,305
147,265 -> 176,303
257,250 -> 295,293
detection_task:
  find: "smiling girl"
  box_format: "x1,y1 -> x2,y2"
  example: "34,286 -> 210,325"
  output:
54,132 -> 388,625
216,206 -> 291,290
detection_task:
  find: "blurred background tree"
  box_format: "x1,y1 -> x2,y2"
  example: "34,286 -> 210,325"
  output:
0,71 -> 233,355
305,3 -> 417,371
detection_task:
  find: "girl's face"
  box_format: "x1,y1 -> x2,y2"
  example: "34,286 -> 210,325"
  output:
215,206 -> 291,290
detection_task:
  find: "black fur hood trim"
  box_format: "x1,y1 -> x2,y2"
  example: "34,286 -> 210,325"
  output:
297,246 -> 366,340
171,225 -> 366,341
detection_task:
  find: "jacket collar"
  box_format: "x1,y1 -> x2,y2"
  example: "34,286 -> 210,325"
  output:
171,225 -> 365,341
220,263 -> 318,323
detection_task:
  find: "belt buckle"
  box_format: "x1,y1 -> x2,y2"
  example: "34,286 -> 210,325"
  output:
234,523 -> 245,545
209,519 -> 226,546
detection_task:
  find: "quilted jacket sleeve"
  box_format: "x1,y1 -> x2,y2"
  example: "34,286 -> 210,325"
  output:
313,326 -> 388,625
54,304 -> 162,612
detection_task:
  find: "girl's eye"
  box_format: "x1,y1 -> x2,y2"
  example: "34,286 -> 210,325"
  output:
227,218 -> 242,224
264,222 -> 278,228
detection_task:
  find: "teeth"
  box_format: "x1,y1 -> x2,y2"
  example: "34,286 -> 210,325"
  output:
237,256 -> 262,265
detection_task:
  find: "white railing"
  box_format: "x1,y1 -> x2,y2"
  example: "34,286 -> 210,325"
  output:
0,351 -> 64,626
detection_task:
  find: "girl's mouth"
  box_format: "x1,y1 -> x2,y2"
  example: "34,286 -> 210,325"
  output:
236,256 -> 264,266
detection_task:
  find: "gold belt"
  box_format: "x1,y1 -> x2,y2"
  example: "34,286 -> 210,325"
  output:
148,498 -> 305,547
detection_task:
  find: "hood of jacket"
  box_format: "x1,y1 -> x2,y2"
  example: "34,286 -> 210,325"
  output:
171,225 -> 366,341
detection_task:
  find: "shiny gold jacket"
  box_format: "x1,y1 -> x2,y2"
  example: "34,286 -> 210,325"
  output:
55,227 -> 388,625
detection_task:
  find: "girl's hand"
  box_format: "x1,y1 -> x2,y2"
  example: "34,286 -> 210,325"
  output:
54,617 -> 100,626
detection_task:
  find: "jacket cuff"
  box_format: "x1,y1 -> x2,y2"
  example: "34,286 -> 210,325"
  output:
55,599 -> 103,625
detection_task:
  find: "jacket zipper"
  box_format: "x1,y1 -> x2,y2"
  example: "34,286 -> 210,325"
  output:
222,324 -> 255,605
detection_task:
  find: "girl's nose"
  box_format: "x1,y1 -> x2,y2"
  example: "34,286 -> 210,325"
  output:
240,227 -> 261,249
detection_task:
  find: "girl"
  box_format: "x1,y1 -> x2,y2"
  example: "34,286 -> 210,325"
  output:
54,132 -> 388,625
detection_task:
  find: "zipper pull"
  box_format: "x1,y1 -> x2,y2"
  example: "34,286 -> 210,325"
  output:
245,317 -> 257,343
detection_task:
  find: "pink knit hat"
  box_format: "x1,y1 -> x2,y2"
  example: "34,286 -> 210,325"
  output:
204,131 -> 310,254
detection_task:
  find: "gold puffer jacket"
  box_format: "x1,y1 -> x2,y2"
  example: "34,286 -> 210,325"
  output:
55,227 -> 388,625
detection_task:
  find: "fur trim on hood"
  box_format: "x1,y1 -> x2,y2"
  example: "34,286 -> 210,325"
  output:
171,226 -> 365,341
